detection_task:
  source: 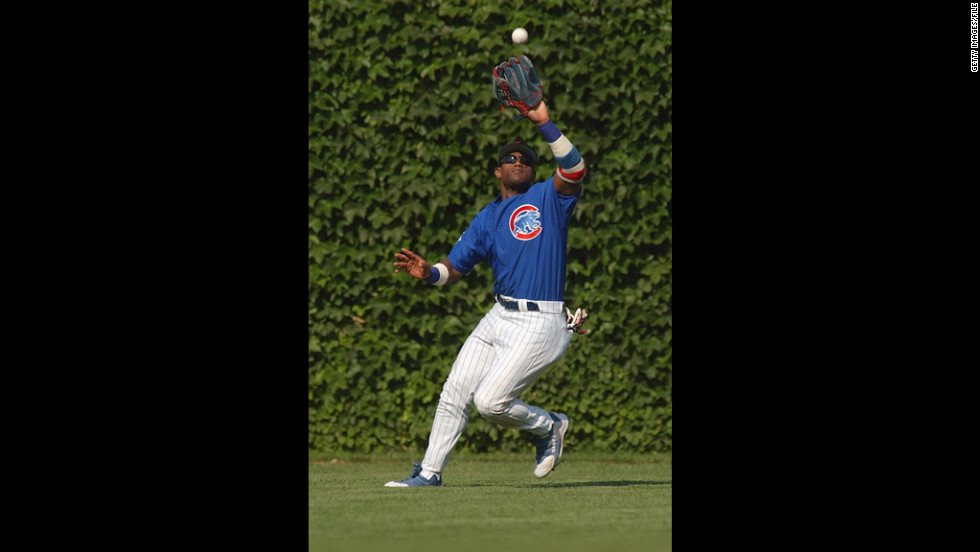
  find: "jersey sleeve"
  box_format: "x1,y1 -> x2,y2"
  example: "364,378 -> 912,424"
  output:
545,175 -> 580,223
447,211 -> 488,275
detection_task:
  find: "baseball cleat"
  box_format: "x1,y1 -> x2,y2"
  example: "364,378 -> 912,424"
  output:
533,412 -> 569,478
384,462 -> 442,487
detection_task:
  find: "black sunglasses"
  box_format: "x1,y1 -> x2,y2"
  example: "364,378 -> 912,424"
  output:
498,154 -> 534,167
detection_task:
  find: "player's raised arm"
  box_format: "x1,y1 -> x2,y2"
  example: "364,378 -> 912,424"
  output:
491,55 -> 586,196
394,248 -> 463,286
528,102 -> 586,196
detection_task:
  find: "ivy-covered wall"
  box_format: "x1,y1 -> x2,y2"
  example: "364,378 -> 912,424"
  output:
309,0 -> 671,454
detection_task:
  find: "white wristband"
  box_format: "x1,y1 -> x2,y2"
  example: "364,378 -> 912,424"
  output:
431,262 -> 450,286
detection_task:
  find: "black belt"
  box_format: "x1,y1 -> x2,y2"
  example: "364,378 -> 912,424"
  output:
495,294 -> 539,311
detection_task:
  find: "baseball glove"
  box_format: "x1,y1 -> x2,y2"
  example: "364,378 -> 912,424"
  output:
492,55 -> 543,120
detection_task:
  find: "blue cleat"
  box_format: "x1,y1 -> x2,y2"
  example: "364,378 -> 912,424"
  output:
534,412 -> 569,478
384,462 -> 442,487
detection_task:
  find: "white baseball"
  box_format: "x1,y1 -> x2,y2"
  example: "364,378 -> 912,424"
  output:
511,27 -> 528,44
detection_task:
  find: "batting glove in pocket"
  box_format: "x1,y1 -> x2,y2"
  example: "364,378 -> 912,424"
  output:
565,307 -> 591,335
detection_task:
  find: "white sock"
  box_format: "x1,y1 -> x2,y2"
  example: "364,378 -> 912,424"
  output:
420,469 -> 440,480
533,420 -> 554,438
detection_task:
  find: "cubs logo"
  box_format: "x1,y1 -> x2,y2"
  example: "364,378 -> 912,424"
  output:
509,204 -> 542,241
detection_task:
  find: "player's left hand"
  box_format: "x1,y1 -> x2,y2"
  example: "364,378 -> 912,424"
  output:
565,307 -> 591,335
524,100 -> 550,126
492,55 -> 543,120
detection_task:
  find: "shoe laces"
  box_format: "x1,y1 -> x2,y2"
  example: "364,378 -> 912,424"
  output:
535,431 -> 551,460
408,462 -> 422,479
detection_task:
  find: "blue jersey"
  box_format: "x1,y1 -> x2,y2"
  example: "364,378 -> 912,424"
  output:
448,176 -> 580,302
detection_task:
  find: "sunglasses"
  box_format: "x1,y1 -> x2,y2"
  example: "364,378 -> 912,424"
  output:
498,154 -> 534,167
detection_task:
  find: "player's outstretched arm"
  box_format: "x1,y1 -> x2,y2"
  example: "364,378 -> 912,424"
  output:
394,248 -> 463,287
526,101 -> 586,197
492,55 -> 586,197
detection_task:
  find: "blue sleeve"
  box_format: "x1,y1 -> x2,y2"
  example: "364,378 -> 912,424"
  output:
544,176 -> 580,224
447,212 -> 487,275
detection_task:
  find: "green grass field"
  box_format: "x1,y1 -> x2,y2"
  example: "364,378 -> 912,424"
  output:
309,451 -> 671,552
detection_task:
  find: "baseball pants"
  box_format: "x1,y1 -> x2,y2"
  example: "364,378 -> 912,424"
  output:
420,300 -> 571,475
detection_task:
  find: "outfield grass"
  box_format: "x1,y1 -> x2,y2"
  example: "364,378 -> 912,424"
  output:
309,451 -> 671,552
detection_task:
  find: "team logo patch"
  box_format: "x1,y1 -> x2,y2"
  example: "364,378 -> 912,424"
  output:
509,204 -> 542,241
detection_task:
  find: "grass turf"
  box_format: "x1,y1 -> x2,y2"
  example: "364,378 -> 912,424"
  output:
309,451 -> 671,552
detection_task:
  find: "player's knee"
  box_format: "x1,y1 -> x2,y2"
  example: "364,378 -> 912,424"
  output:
474,394 -> 508,419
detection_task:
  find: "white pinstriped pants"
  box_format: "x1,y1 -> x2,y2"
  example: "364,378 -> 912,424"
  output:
421,301 -> 571,475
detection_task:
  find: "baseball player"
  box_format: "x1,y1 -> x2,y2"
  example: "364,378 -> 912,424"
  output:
386,56 -> 589,487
